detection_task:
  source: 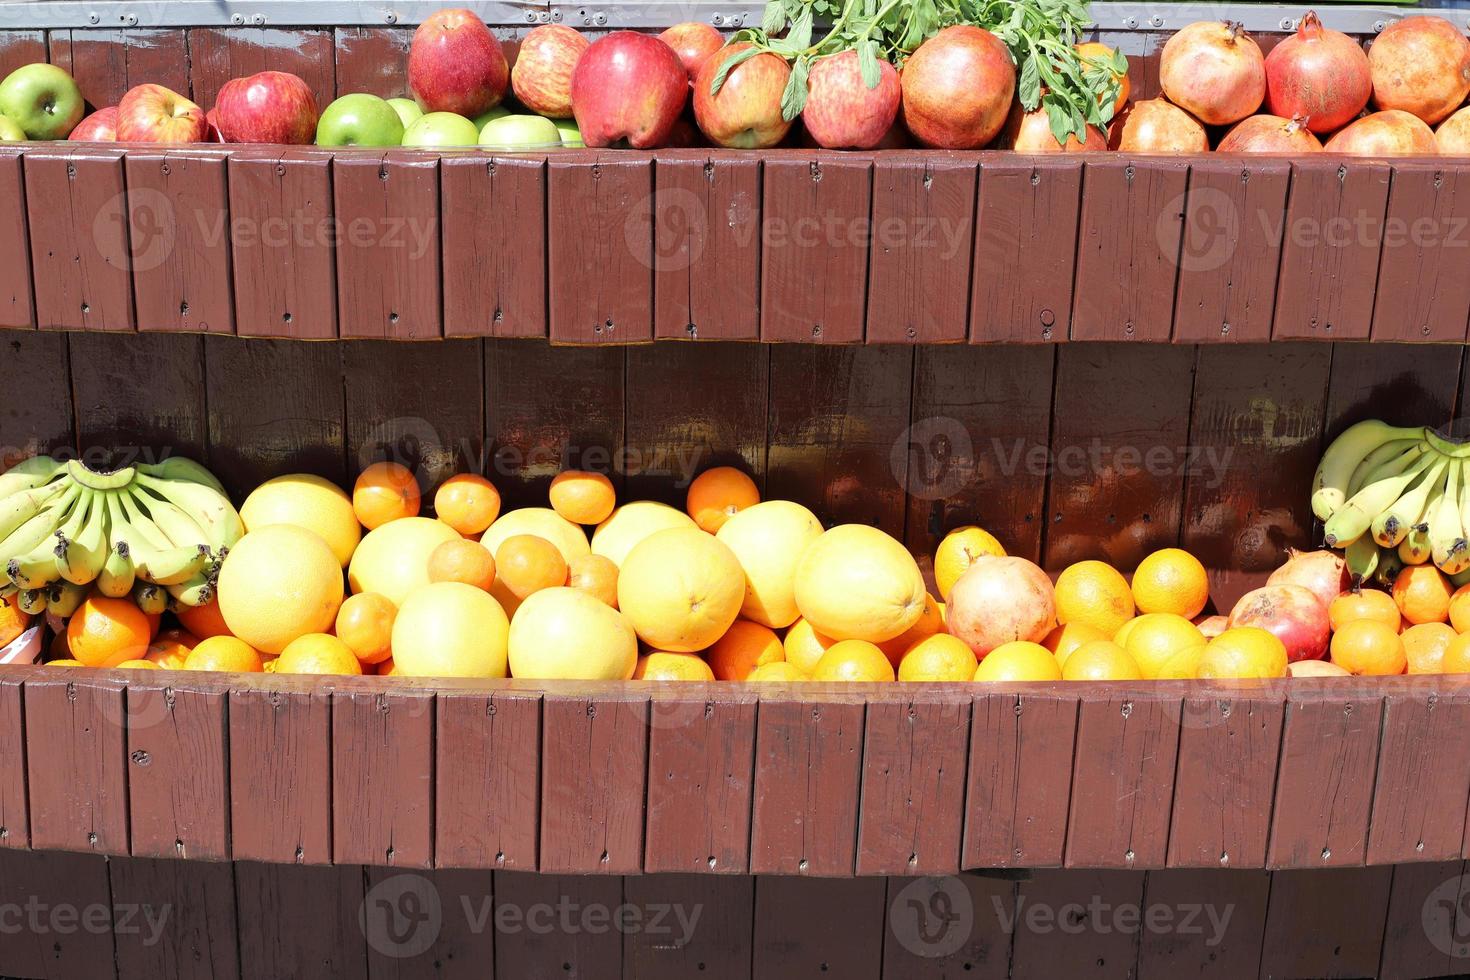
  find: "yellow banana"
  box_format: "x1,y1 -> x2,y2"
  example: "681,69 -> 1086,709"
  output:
1325,451 -> 1435,548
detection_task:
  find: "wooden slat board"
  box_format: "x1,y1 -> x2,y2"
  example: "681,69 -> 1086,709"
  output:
229,686 -> 332,865
0,149 -> 33,329
108,857 -> 240,980
48,29 -> 190,109
125,683 -> 230,861
0,671 -> 27,848
332,687 -> 435,867
1367,687 -> 1470,865
441,154 -> 547,338
186,28 -> 337,110
434,689 -> 541,869
333,27 -> 413,98
1370,161 -> 1470,343
24,674 -> 129,854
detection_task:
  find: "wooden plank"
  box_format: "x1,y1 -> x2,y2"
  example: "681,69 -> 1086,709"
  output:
108,857 -> 239,980
1009,869 -> 1146,980
0,331 -> 73,462
70,331 -> 207,465
1136,869 -> 1270,980
48,29 -> 190,108
333,688 -> 435,868
623,874 -> 754,979
0,671 -> 27,848
1371,161 -> 1470,343
1272,159 -> 1392,340
963,691 -> 1078,869
760,152 -> 872,343
0,848 -> 116,980
493,871 -> 623,978
0,149 -> 33,328
441,154 -> 548,338
539,690 -> 648,873
235,862 -> 367,979
1380,861 -> 1470,978
752,876 -> 886,979
749,695 -> 865,876
187,28 -> 336,110
1323,341 -> 1463,436
229,687 -> 332,865
1258,867 -> 1393,979
970,157 -> 1082,343
334,151 -> 442,339
643,686 -> 757,874
1071,157 -> 1188,341
0,30 -> 46,81
652,149 -> 761,340
24,674 -> 128,854
866,151 -> 976,343
125,684 -> 229,861
361,867 -> 495,976
434,689 -> 541,870
1171,157 -> 1290,344
333,27 -> 413,98
883,873 -> 1016,979
1367,688 -> 1470,865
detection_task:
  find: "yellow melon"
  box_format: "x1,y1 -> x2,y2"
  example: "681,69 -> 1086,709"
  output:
240,473 -> 361,567
793,524 -> 926,642
591,501 -> 696,567
218,525 -> 344,655
391,582 -> 509,678
715,500 -> 823,628
507,586 -> 637,679
617,526 -> 744,652
347,516 -> 460,607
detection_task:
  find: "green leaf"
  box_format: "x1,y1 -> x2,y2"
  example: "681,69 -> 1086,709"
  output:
1018,55 -> 1041,110
859,41 -> 882,88
710,45 -> 763,99
761,0 -> 788,36
787,7 -> 814,52
781,57 -> 811,121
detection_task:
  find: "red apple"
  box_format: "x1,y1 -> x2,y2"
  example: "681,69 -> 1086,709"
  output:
901,25 -> 1016,148
570,31 -> 688,148
409,8 -> 509,117
213,71 -> 318,144
660,22 -> 724,81
204,108 -> 225,143
511,24 -> 588,118
68,106 -> 118,141
116,84 -> 208,143
693,42 -> 793,149
801,49 -> 901,149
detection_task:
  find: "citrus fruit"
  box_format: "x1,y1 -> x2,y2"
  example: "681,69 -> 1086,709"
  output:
705,619 -> 784,680
973,640 -> 1062,682
116,659 -> 159,670
1327,589 -> 1401,632
480,507 -> 590,566
1450,585 -> 1470,632
1118,613 -> 1206,679
1055,560 -> 1135,636
715,500 -> 823,628
434,474 -> 501,535
146,629 -> 197,669
1403,622 -> 1457,674
1043,622 -> 1108,669
352,461 -> 421,530
1061,640 -> 1143,681
745,662 -> 808,682
549,470 -> 617,526
240,473 -> 361,567
494,535 -> 567,601
177,600 -> 233,640
348,516 -> 460,607
567,554 -> 619,608
1288,660 -> 1352,678
1113,617 -> 1139,646
0,593 -> 30,647
877,594 -> 945,665
933,526 -> 1006,601
948,555 -> 1056,657
686,466 -> 760,533
1441,631 -> 1470,673
428,538 -> 496,591
1131,548 -> 1209,619
896,634 -> 977,681
810,639 -> 896,682
1393,565 -> 1453,625
1076,41 -> 1130,112
47,659 -> 82,667
377,658 -> 399,676
784,617 -> 837,674
618,527 -> 744,652
392,581 -> 510,678
1154,644 -> 1207,679
591,501 -> 697,567
274,633 -> 362,676
507,586 -> 637,679
1329,619 -> 1406,676
184,635 -> 263,673
794,524 -> 926,642
67,596 -> 152,668
219,524 -> 345,655
335,592 -> 397,665
633,651 -> 716,681
1196,627 -> 1289,679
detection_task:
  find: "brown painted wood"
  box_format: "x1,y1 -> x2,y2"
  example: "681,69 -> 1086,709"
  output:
334,151 -> 442,339
652,149 -> 761,340
333,27 -> 413,98
125,683 -> 229,861
47,29 -> 190,109
441,154 -> 548,338
1071,157 -> 1188,341
1136,869 -> 1270,980
761,152 -> 872,343
0,30 -> 46,80
749,694 -> 865,876
1323,341 -> 1463,436
24,673 -> 128,853
1272,159 -> 1392,340
882,873 -> 1016,979
866,151 -> 976,343
234,862 -> 367,979
0,149 -> 33,329
70,331 -> 207,466
547,151 -> 654,343
333,687 -> 434,868
0,848 -> 117,979
1258,867 -> 1393,979
752,876 -> 887,979
623,873 -> 754,979
361,866 -> 495,978
228,686 -> 332,865
1009,869 -> 1146,980
434,689 -> 541,870
1172,157 -> 1290,344
539,689 -> 648,874
0,671 -> 27,848
0,331 -> 73,462
108,857 -> 240,980
1367,687 -> 1470,864
187,28 -> 336,111
963,691 -> 1078,869
493,871 -> 623,978
1379,860 -> 1470,978
970,157 -> 1082,343
1371,161 -> 1470,343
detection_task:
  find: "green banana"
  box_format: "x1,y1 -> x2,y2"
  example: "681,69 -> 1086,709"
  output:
1345,533 -> 1381,584
0,455 -> 66,499
118,493 -> 211,586
136,457 -> 227,496
1325,451 -> 1436,547
0,482 -> 80,568
1453,567 -> 1470,589
46,581 -> 87,618
1374,546 -> 1405,588
1346,440 -> 1424,498
57,491 -> 111,586
1314,421 -> 1427,521
1373,456 -> 1448,548
16,588 -> 47,616
65,459 -> 136,492
0,479 -> 67,544
165,571 -> 214,608
1431,460 -> 1467,572
131,489 -> 212,550
132,581 -> 167,616
134,473 -> 243,553
6,487 -> 86,589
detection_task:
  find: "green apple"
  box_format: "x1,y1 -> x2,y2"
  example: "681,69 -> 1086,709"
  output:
401,111 -> 479,148
386,97 -> 423,128
316,93 -> 405,147
472,105 -> 511,131
553,119 -> 583,148
0,116 -> 24,142
479,114 -> 561,149
0,63 -> 84,140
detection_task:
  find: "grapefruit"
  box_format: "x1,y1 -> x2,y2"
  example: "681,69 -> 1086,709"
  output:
391,581 -> 510,678
592,501 -> 697,567
480,507 -> 590,565
618,527 -> 744,652
793,524 -> 926,642
933,525 -> 1006,601
240,473 -> 362,567
274,633 -> 362,675
507,586 -> 637,679
347,516 -> 460,607
218,525 -> 345,655
714,499 -> 823,628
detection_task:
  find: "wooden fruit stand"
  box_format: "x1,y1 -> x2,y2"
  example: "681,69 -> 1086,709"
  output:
3,6 -> 1470,979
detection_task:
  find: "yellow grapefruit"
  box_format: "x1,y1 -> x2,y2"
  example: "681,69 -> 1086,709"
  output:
794,524 -> 926,642
899,633 -> 979,682
618,527 -> 744,652
273,633 -> 361,676
591,501 -> 697,567
783,616 -> 837,674
1119,613 -> 1206,679
715,500 -> 823,628
507,586 -> 637,679
934,525 -> 1006,601
218,525 -> 344,655
240,473 -> 361,567
347,516 -> 460,607
480,507 -> 590,565
391,581 -> 509,678
973,640 -> 1062,682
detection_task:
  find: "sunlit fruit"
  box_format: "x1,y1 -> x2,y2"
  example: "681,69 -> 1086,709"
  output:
592,501 -> 696,567
549,470 -> 617,526
686,466 -> 760,533
481,507 -> 590,566
1055,560 -> 1135,636
392,581 -> 510,678
352,461 -> 421,530
810,639 -> 896,682
933,525 -> 1006,602
1061,640 -> 1143,681
1131,549 -> 1209,619
973,640 -> 1058,682
335,592 -> 397,665
349,516 -> 461,607
1329,618 -> 1406,676
1196,627 -> 1288,679
219,525 -> 344,655
240,473 -> 361,567
274,633 -> 362,676
567,553 -> 619,608
618,527 -> 744,652
183,635 -> 263,673
434,473 -> 501,536
633,651 -> 716,682
705,619 -> 784,680
948,555 -> 1055,658
715,500 -> 823,629
508,586 -> 638,679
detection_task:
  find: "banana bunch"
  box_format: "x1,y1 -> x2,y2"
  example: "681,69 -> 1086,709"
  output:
0,455 -> 241,614
1313,420 -> 1470,584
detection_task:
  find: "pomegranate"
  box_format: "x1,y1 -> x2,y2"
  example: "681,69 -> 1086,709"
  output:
1227,584 -> 1330,663
1109,99 -> 1208,152
1266,548 -> 1350,610
946,556 -> 1055,659
901,26 -> 1016,148
1438,107 -> 1470,153
1195,614 -> 1229,639
1003,102 -> 1108,152
1217,114 -> 1323,153
802,50 -> 902,150
1369,16 -> 1470,125
1264,12 -> 1372,133
1160,21 -> 1266,125
1323,109 -> 1438,155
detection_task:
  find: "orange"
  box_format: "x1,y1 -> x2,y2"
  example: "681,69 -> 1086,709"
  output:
933,526 -> 1006,601
810,639 -> 896,682
1061,640 -> 1143,681
495,535 -> 568,600
1043,622 -> 1108,669
117,659 -> 160,670
434,474 -> 501,536
549,470 -> 617,526
274,633 -> 363,676
705,619 -> 784,681
685,466 -> 759,534
1154,644 -> 1207,680
1403,622 -> 1457,674
184,636 -> 263,673
335,592 -> 397,666
1076,41 -> 1130,113
1054,560 -> 1135,636
145,629 -> 199,670
47,659 -> 83,667
1392,565 -> 1453,625
1450,584 -> 1470,632
353,461 -> 421,530
177,600 -> 233,640
1328,589 -> 1401,632
67,597 -> 152,669
1329,619 -> 1406,676
633,651 -> 716,681
1441,632 -> 1470,673
377,657 -> 399,676
1131,549 -> 1209,619
0,593 -> 30,647
745,661 -> 808,682
973,640 -> 1061,682
877,594 -> 944,666
567,554 -> 619,608
1197,627 -> 1289,679
898,633 -> 979,682
428,538 -> 497,591
1118,613 -> 1206,679
783,617 -> 837,674
1112,617 -> 1140,647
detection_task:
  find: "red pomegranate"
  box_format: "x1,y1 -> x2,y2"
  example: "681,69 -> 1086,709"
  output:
1438,107 -> 1470,153
1266,548 -> 1350,611
1217,114 -> 1323,152
1160,21 -> 1266,126
1109,99 -> 1208,152
1003,102 -> 1108,151
1369,15 -> 1470,125
1228,584 -> 1330,663
901,26 -> 1016,148
1324,109 -> 1438,155
1264,12 -> 1372,133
